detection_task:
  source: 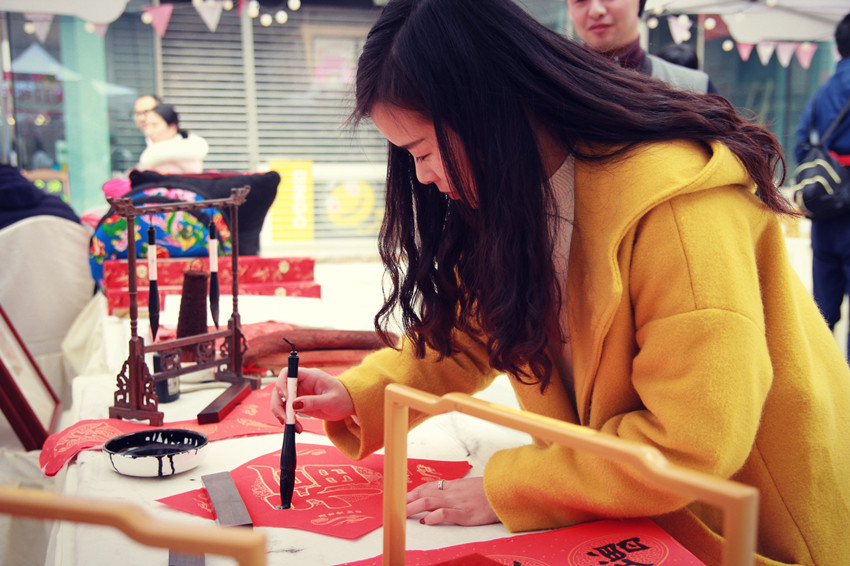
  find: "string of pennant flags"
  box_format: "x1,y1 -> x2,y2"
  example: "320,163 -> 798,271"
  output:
20,0 -> 300,41
655,12 -> 835,69
19,0 -> 837,69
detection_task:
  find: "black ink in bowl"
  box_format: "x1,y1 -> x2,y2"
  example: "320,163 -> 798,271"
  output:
102,429 -> 208,477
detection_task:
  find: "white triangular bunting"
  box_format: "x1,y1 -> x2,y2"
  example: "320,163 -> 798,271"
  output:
195,0 -> 224,33
24,13 -> 54,44
775,42 -> 797,68
667,15 -> 691,45
756,42 -> 776,66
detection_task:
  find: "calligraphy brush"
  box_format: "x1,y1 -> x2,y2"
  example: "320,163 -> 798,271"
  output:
208,221 -> 220,329
278,338 -> 299,510
147,224 -> 160,340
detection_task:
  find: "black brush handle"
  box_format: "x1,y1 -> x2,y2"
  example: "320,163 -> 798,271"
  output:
279,424 -> 297,509
149,280 -> 160,340
208,220 -> 219,329
279,339 -> 299,509
209,273 -> 219,329
147,226 -> 159,340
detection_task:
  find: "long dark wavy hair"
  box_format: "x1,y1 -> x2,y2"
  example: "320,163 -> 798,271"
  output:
352,0 -> 793,390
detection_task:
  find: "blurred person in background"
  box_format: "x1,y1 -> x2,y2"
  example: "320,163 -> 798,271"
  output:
567,0 -> 716,93
793,12 -> 850,357
136,103 -> 208,174
31,139 -> 55,170
133,94 -> 161,140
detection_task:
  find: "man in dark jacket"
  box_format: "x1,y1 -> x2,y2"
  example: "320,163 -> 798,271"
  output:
793,12 -> 850,357
0,164 -> 80,231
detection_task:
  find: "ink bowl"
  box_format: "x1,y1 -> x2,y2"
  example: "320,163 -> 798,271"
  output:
103,429 -> 208,478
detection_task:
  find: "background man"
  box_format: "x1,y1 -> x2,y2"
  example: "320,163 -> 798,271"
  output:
566,0 -> 716,93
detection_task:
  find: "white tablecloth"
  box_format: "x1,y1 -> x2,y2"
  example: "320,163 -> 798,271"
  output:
47,294 -> 530,566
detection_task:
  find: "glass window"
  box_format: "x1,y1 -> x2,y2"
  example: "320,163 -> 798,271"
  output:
5,12 -> 66,172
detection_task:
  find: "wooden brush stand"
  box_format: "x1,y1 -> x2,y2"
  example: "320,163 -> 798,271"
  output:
107,187 -> 260,426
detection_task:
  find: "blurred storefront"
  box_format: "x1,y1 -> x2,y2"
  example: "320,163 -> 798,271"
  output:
639,3 -> 842,177
0,0 -> 841,251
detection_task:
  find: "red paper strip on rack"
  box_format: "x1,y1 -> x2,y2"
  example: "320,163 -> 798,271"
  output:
336,517 -> 706,565
157,444 -> 472,540
38,383 -> 325,476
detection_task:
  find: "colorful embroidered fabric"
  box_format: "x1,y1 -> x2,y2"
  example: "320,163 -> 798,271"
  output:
89,186 -> 232,288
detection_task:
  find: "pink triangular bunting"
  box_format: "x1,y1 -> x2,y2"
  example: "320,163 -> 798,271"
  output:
93,23 -> 109,39
795,43 -> 817,70
143,4 -> 174,38
737,42 -> 754,62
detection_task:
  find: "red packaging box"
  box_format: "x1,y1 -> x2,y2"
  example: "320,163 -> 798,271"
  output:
103,256 -> 315,289
102,256 -> 321,315
105,281 -> 322,314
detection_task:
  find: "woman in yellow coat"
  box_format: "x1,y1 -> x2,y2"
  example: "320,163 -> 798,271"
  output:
271,0 -> 850,564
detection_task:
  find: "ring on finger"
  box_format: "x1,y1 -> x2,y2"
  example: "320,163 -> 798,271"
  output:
437,479 -> 444,490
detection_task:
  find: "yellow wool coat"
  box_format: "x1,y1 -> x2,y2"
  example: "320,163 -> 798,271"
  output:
326,140 -> 850,566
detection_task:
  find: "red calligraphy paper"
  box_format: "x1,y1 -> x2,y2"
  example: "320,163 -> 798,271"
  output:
157,443 -> 472,540
337,517 -> 706,565
39,383 -> 326,476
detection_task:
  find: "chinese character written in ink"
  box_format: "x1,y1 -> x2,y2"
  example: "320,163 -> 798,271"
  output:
587,537 -> 653,566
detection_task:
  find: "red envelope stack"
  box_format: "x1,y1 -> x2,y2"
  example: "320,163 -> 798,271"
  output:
102,256 -> 321,314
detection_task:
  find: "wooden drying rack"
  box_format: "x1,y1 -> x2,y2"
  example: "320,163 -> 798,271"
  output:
107,186 -> 261,426
383,384 -> 760,566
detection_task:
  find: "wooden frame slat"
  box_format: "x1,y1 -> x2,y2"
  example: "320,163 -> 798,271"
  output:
383,384 -> 759,566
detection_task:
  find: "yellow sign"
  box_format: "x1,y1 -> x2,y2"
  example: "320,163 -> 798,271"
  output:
269,160 -> 314,241
327,180 -> 377,229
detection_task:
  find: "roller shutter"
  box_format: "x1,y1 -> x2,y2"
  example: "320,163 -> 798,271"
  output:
160,3 -> 387,244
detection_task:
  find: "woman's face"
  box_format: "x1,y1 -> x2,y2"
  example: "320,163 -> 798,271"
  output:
144,112 -> 178,143
371,102 -> 467,201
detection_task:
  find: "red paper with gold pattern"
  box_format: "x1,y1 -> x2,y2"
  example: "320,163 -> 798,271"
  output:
38,383 -> 325,476
156,444 -> 472,540
102,255 -> 321,313
105,281 -> 322,312
337,517 -> 706,565
103,256 -> 316,288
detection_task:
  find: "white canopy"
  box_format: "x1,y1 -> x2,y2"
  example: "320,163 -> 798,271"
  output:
645,0 -> 847,44
11,44 -> 80,81
0,0 -> 129,25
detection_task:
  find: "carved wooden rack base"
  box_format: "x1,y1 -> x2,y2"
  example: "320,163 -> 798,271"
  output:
107,187 -> 260,426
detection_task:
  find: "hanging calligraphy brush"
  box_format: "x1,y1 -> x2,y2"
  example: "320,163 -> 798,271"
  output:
277,338 -> 299,509
208,220 -> 220,329
147,224 -> 160,340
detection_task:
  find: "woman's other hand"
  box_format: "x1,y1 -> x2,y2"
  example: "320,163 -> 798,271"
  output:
406,477 -> 500,527
270,366 -> 355,432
